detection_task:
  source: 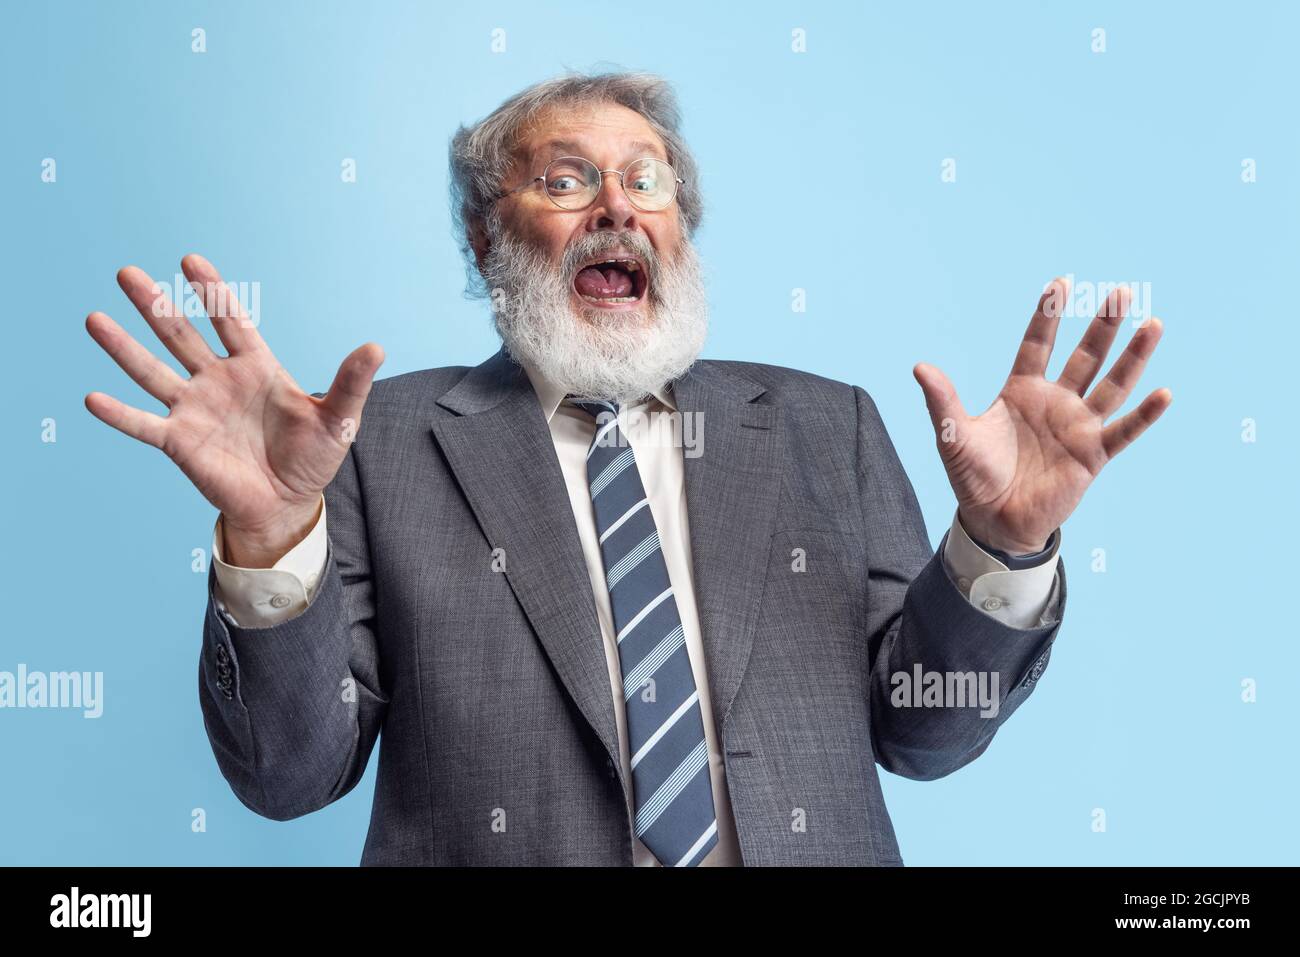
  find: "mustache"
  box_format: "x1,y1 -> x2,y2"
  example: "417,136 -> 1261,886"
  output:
564,233 -> 656,270
481,214 -> 687,313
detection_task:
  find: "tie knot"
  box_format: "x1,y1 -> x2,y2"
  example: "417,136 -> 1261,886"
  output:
565,395 -> 620,422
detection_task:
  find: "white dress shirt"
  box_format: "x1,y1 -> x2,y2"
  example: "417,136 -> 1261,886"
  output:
211,363 -> 1062,866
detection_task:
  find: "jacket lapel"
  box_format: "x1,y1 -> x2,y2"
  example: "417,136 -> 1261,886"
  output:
428,350 -> 786,766
429,349 -> 620,769
671,362 -> 785,735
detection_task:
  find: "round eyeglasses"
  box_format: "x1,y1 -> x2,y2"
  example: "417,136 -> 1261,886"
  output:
495,156 -> 684,212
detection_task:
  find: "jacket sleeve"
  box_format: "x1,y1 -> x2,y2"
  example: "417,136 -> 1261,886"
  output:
853,385 -> 1067,781
198,438 -> 389,820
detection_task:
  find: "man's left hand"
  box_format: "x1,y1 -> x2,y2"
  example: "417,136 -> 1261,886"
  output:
913,277 -> 1172,556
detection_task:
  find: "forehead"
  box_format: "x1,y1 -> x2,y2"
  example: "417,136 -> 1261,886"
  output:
514,101 -> 669,169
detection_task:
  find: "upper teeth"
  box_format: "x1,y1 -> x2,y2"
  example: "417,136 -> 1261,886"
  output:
591,258 -> 639,271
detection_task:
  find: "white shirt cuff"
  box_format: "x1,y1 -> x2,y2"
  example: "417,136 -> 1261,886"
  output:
211,495 -> 329,628
943,509 -> 1061,630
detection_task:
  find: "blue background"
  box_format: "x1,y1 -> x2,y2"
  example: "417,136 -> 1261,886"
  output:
1,0 -> 1295,865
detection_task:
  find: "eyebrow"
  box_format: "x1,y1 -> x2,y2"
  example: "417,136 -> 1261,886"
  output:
530,138 -> 669,166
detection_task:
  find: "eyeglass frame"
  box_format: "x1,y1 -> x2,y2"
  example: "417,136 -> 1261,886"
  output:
494,155 -> 685,212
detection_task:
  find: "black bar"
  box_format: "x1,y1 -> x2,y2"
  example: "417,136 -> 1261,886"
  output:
0,866 -> 1283,941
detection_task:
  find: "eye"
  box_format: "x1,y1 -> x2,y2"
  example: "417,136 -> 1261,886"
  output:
629,177 -> 656,192
548,174 -> 583,193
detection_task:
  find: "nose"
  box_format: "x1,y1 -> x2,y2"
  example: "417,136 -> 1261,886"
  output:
584,170 -> 639,232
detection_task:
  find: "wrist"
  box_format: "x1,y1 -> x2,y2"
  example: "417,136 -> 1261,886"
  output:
957,509 -> 1051,557
221,497 -> 323,568
982,535 -> 1051,558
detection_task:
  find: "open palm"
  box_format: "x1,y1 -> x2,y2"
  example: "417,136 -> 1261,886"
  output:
914,279 -> 1171,555
84,254 -> 384,545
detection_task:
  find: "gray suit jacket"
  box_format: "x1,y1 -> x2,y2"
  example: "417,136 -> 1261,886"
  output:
199,348 -> 1066,865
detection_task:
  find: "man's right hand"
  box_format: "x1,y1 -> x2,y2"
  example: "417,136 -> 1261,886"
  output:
84,253 -> 385,567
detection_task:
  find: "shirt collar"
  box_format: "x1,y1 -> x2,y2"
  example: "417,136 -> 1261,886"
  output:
520,359 -> 678,424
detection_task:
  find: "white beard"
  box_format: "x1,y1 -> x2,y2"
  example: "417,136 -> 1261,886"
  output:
481,214 -> 709,405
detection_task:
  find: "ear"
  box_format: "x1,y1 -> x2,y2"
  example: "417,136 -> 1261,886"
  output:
468,218 -> 491,271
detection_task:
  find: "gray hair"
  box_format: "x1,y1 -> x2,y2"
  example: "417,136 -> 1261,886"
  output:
448,70 -> 703,299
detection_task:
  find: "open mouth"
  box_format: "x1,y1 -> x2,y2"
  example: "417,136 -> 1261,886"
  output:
572,256 -> 649,306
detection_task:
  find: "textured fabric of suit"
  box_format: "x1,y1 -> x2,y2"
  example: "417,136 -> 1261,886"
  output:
198,347 -> 1066,865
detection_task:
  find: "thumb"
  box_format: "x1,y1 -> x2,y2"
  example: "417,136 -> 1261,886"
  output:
321,342 -> 385,428
912,362 -> 968,441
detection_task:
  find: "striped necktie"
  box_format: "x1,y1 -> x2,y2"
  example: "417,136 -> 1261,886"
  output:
567,396 -> 719,867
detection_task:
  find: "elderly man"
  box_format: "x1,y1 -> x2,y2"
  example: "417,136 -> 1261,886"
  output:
83,71 -> 1169,866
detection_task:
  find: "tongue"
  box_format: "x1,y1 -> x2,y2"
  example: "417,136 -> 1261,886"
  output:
575,265 -> 634,299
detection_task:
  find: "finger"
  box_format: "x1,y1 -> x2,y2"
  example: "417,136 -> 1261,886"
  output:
1056,285 -> 1131,395
85,311 -> 187,407
84,391 -> 169,449
1101,387 -> 1172,459
319,343 -> 386,435
180,253 -> 262,356
1009,277 -> 1070,379
117,266 -> 220,374
1086,317 -> 1165,419
913,362 -> 969,448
